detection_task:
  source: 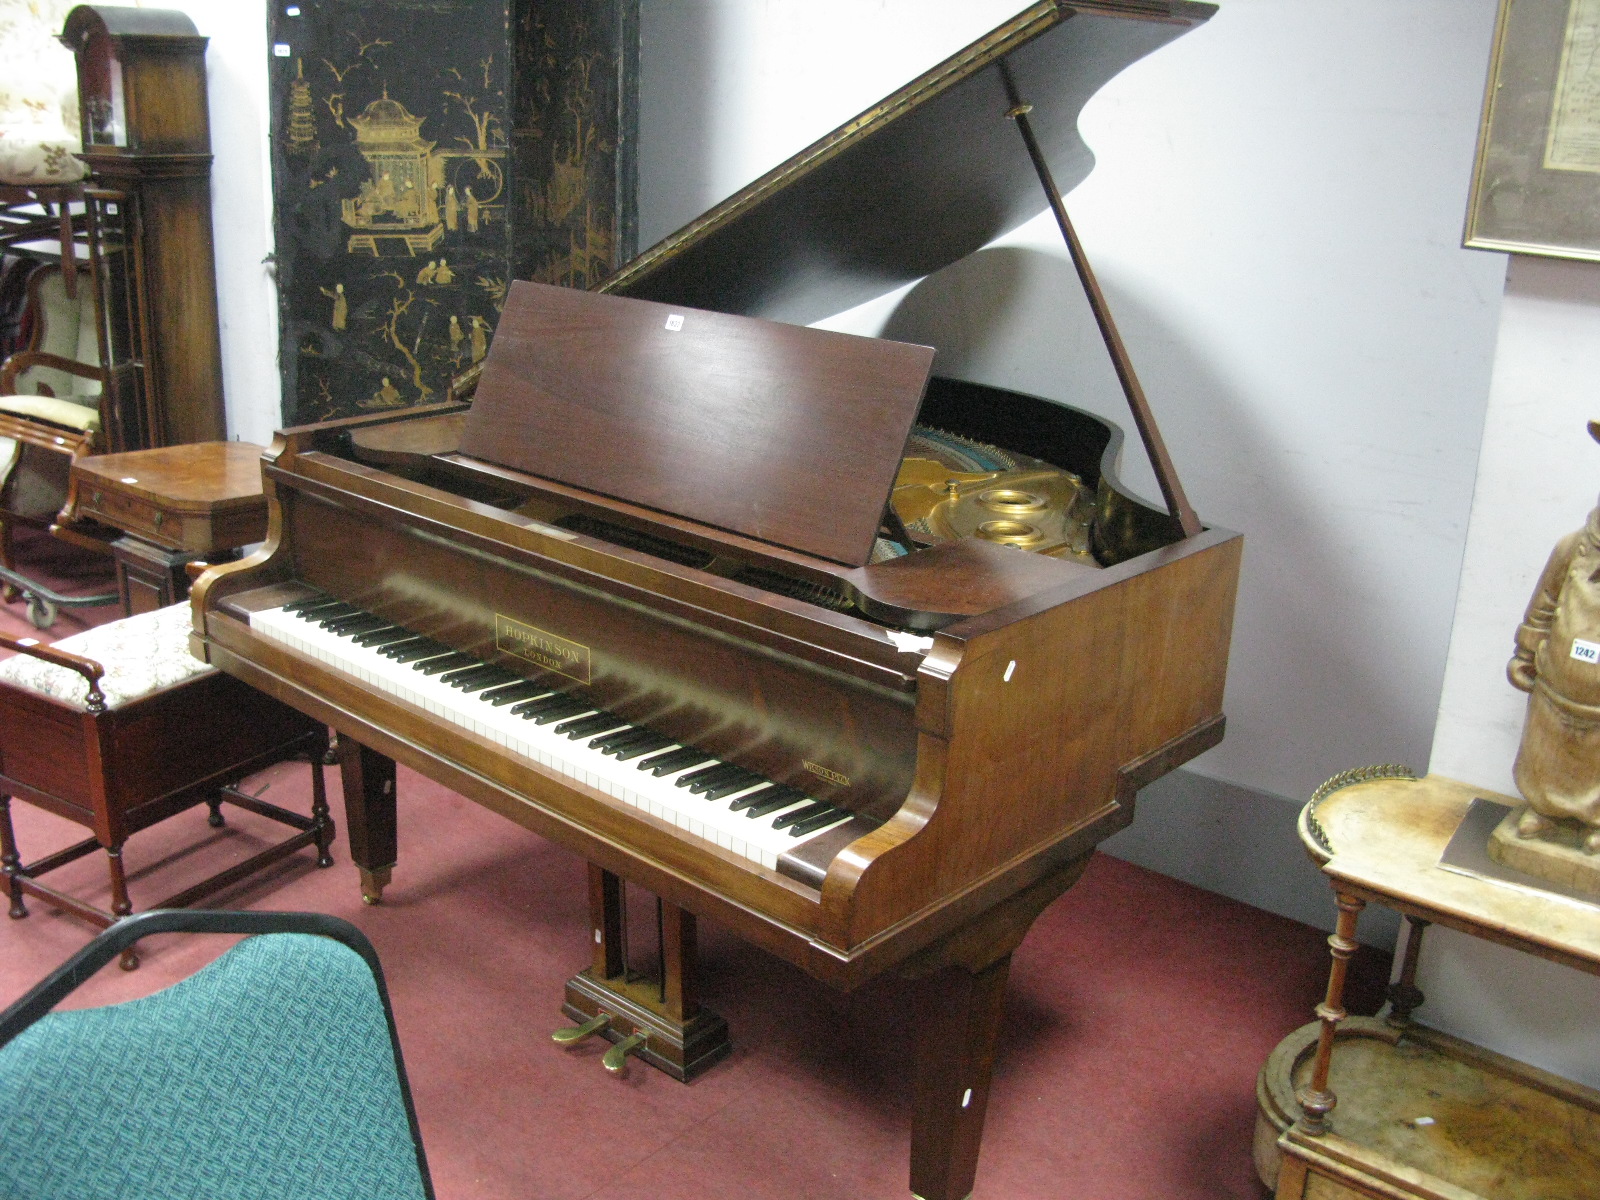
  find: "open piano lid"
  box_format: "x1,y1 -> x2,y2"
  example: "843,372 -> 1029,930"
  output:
601,0 -> 1216,325
458,282 -> 936,568
460,1 -> 1213,570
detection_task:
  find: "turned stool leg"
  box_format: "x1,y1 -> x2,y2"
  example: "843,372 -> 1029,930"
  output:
309,744 -> 334,869
105,843 -> 139,970
0,794 -> 27,919
1295,890 -> 1364,1134
205,795 -> 226,827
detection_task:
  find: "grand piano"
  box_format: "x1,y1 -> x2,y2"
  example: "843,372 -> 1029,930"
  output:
192,3 -> 1236,1197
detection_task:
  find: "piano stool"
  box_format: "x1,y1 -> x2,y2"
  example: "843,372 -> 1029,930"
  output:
0,602 -> 332,967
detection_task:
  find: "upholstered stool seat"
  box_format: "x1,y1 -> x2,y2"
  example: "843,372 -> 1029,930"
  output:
0,603 -> 332,966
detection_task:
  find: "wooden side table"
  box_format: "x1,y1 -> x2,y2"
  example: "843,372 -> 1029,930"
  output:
1255,770 -> 1600,1200
69,441 -> 267,615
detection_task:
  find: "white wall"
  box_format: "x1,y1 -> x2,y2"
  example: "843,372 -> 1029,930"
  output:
1423,255 -> 1600,1090
642,1 -> 1507,941
156,0 -> 278,444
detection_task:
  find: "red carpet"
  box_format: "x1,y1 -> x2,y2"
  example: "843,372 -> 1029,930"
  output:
0,533 -> 1387,1199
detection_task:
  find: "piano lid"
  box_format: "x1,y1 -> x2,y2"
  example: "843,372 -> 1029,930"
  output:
602,1 -> 1214,325
458,281 -> 936,568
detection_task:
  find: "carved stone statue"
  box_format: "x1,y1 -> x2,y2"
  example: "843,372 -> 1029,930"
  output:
1496,421 -> 1600,888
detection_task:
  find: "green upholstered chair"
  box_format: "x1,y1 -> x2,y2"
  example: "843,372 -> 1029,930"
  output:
0,909 -> 435,1200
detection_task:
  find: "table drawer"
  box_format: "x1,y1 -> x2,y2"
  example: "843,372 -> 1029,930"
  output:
81,486 -> 173,547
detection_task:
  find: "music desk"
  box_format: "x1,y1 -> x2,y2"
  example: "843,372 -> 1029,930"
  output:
1255,771 -> 1600,1200
70,441 -> 267,615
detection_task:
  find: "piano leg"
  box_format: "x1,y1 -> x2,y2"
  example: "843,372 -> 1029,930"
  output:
336,736 -> 397,904
910,956 -> 1012,1200
560,865 -> 731,1081
903,851 -> 1094,1200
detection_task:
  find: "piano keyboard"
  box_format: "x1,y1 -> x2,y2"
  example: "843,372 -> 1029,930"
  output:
249,595 -> 857,871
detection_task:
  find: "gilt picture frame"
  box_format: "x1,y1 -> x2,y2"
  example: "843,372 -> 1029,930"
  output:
1466,0 -> 1600,262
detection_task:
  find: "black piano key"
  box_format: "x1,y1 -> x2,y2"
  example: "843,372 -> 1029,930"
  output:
702,771 -> 768,801
481,681 -> 550,707
607,732 -> 676,761
310,603 -> 364,626
510,692 -> 579,717
529,700 -> 592,726
727,783 -> 782,812
676,762 -> 737,791
555,711 -> 625,739
743,787 -> 806,818
456,669 -> 523,695
590,726 -> 654,753
414,653 -> 479,676
440,663 -> 508,688
375,637 -> 429,659
325,612 -> 388,636
640,746 -> 710,776
683,763 -> 749,794
352,625 -> 411,647
387,640 -> 452,663
282,594 -> 336,615
772,801 -> 834,831
787,807 -> 850,837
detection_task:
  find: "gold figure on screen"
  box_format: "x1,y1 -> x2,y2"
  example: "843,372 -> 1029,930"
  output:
469,314 -> 490,363
319,282 -> 347,330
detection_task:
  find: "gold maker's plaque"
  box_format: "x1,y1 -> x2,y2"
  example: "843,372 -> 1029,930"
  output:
1546,0 -> 1600,172
495,615 -> 591,685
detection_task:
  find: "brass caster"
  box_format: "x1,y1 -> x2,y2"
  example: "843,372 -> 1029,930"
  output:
552,1011 -> 611,1047
602,1031 -> 648,1075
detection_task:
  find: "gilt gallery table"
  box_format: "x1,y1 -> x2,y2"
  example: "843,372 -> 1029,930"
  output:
1255,769 -> 1600,1200
71,441 -> 267,615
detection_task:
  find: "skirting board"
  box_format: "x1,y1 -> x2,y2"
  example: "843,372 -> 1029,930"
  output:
1105,767 -> 1403,952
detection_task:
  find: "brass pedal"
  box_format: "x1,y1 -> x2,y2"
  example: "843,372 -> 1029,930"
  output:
602,1031 -> 648,1075
552,1011 -> 611,1046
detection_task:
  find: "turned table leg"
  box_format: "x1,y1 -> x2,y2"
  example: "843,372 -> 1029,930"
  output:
1296,889 -> 1365,1135
1385,915 -> 1429,1027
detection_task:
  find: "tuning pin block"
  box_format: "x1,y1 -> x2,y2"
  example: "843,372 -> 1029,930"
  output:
602,1031 -> 648,1075
552,1011 -> 611,1046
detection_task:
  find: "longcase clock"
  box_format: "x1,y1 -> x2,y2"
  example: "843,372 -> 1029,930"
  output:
62,5 -> 225,451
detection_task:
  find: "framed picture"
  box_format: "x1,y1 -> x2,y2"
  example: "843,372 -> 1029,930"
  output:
1466,0 -> 1600,261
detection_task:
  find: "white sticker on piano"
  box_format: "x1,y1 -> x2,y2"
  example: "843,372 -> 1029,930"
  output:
664,314 -> 685,331
1573,638 -> 1600,664
886,630 -> 934,655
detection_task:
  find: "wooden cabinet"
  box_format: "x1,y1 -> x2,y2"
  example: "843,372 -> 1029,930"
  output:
62,5 -> 225,452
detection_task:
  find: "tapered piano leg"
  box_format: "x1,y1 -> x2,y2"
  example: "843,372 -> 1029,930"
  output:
560,865 -> 731,1080
899,850 -> 1094,1200
336,736 -> 397,904
910,955 -> 1013,1200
